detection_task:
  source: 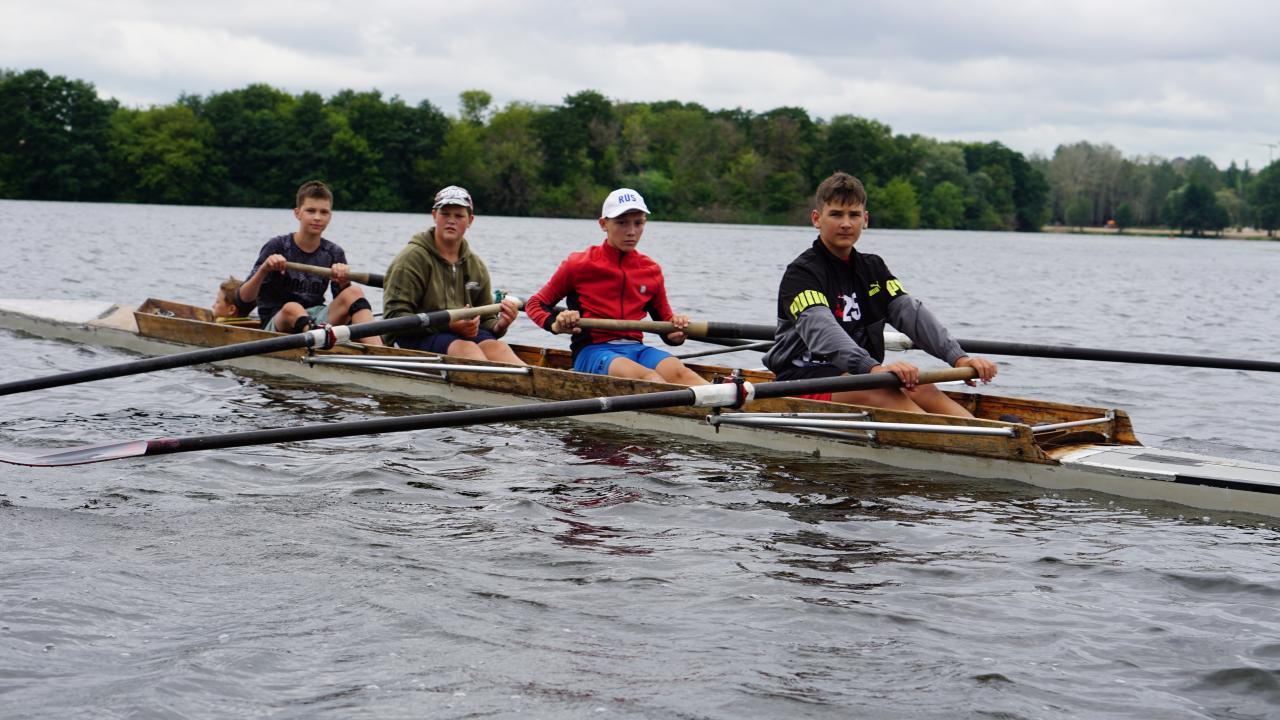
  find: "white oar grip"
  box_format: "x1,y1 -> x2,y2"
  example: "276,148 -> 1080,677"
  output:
691,381 -> 756,408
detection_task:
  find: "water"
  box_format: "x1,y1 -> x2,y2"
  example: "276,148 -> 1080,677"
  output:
1,199 -> 1278,718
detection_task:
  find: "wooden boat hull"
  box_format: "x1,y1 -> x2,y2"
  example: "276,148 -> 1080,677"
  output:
3,297 -> 1279,519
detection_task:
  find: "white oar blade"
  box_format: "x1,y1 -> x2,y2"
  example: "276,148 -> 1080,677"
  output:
0,440 -> 152,467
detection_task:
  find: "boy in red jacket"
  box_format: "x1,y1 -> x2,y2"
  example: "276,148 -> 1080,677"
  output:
526,188 -> 707,385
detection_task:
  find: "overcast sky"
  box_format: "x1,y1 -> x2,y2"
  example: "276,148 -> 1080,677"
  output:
4,0 -> 1278,170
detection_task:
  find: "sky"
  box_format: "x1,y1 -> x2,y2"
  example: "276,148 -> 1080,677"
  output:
3,0 -> 1279,170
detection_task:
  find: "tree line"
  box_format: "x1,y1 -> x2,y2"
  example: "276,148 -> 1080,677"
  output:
2,68 -> 1278,235
1042,141 -> 1280,236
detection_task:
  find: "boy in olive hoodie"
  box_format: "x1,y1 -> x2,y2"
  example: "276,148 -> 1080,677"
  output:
381,186 -> 524,364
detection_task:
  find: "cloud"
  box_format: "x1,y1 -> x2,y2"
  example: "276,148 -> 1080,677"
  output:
2,0 -> 1277,168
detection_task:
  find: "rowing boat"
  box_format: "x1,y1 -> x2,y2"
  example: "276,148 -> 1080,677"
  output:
2,297 -> 1279,518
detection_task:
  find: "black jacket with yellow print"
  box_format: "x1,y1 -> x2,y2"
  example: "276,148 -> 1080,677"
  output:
763,238 -> 965,379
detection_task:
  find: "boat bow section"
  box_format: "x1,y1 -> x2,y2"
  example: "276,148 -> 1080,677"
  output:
0,298 -> 140,339
1054,444 -> 1280,516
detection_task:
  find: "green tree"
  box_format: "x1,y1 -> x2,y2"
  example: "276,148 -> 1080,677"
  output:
821,115 -> 897,185
1163,181 -> 1228,236
1181,155 -> 1221,191
722,149 -> 767,217
325,89 -> 448,210
195,83 -> 297,206
870,176 -> 920,229
326,115 -> 394,210
430,120 -> 487,199
109,104 -> 220,204
921,181 -> 965,229
1248,162 -> 1280,235
0,69 -> 117,200
963,141 -> 1047,231
622,169 -> 674,215
1065,196 -> 1092,229
478,102 -> 544,216
281,91 -> 338,191
1215,188 -> 1246,230
1113,202 -> 1135,232
916,140 -> 968,192
536,90 -> 616,189
459,89 -> 492,126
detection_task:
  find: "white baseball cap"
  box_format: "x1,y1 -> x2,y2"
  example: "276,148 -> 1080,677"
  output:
601,188 -> 650,219
432,185 -> 473,211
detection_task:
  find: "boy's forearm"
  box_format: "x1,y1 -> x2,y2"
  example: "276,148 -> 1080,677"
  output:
237,265 -> 269,303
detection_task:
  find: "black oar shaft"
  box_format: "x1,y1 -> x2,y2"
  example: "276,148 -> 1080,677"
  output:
955,339 -> 1280,373
583,317 -> 1280,374
0,304 -> 506,397
146,387 -> 700,457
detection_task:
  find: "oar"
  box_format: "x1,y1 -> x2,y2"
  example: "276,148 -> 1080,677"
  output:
0,368 -> 976,466
285,262 -> 384,288
0,301 -> 517,397
885,333 -> 1280,373
575,318 -> 774,340
589,319 -> 1280,373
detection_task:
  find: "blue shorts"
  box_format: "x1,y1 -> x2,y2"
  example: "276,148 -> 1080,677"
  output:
573,341 -> 672,375
396,328 -> 499,355
263,305 -> 328,332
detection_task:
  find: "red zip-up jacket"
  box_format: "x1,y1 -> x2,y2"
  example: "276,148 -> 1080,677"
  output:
526,240 -> 677,359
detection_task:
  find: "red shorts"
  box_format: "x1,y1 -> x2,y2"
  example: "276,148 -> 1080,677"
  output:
797,392 -> 833,402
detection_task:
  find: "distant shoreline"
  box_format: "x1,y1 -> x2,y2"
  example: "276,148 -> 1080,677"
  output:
1041,225 -> 1275,241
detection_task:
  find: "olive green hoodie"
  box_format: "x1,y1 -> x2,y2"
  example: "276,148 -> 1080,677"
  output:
381,227 -> 496,343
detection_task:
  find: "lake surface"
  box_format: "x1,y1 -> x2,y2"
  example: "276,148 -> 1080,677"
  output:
1,199 -> 1278,719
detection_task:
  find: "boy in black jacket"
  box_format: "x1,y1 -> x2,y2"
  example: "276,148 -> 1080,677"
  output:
763,172 -> 996,415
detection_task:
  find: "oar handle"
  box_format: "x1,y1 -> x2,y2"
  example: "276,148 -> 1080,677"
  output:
285,262 -> 385,289
574,318 -> 775,340
576,318 -> 710,336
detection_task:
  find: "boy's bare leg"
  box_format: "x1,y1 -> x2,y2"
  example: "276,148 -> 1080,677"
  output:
904,384 -> 973,418
828,384 -> 973,418
478,340 -> 527,366
605,357 -> 665,383
328,286 -> 383,345
829,387 -> 925,412
271,302 -> 310,333
445,339 -> 488,360
654,357 -> 709,385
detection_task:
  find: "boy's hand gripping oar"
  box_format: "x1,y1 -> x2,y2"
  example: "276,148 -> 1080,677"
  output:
0,368 -> 976,466
0,300 -> 521,397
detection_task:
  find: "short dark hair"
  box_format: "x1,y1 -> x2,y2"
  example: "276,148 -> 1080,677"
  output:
218,275 -> 243,305
296,180 -> 333,208
814,172 -> 867,209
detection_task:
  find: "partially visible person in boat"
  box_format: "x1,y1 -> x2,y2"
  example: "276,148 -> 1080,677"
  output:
210,276 -> 257,326
381,185 -> 524,364
234,180 -> 383,345
762,171 -> 997,416
525,188 -> 708,386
